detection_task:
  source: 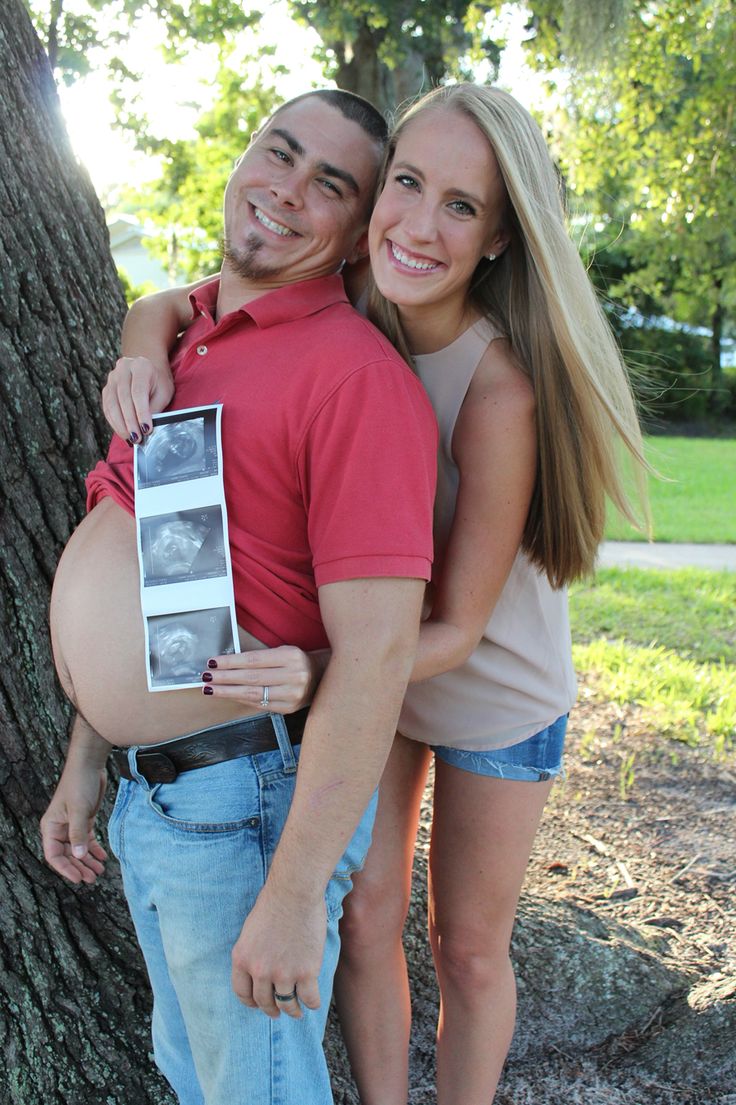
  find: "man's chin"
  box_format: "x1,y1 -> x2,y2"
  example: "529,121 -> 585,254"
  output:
223,238 -> 286,283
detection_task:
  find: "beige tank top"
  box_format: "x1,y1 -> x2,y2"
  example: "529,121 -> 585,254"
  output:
399,318 -> 577,750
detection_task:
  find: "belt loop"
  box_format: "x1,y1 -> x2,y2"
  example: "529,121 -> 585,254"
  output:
270,714 -> 297,773
126,747 -> 150,788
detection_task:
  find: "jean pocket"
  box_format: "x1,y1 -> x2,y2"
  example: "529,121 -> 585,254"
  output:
146,759 -> 261,834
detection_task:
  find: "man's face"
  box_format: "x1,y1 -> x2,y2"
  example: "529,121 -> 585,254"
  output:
222,98 -> 382,289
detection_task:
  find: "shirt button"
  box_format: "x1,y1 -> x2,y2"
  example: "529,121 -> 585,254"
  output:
196,344 -> 208,356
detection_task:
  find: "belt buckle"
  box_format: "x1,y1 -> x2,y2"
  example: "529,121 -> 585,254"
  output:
139,752 -> 178,784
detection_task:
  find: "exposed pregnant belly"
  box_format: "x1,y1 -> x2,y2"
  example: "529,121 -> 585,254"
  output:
50,497 -> 264,746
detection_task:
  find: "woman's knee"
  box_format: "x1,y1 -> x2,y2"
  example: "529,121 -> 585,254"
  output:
340,869 -> 409,952
430,923 -> 514,995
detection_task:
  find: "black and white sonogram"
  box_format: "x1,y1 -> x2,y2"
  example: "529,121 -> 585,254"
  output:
136,408 -> 219,488
140,507 -> 227,587
147,608 -> 236,688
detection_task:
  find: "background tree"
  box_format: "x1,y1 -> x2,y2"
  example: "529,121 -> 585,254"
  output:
527,0 -> 736,408
288,0 -> 503,114
120,59 -> 282,281
0,3 -> 175,1101
27,0 -> 259,83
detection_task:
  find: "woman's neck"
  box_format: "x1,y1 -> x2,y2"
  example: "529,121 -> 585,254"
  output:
399,297 -> 479,356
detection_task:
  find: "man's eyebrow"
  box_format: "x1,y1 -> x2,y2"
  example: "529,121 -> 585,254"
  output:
268,127 -> 361,196
270,128 -> 305,157
316,161 -> 360,196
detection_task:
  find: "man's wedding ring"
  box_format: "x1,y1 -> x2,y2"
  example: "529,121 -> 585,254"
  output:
273,987 -> 298,1002
259,686 -> 270,709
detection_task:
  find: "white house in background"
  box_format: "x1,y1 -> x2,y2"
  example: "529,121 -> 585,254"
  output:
107,214 -> 170,290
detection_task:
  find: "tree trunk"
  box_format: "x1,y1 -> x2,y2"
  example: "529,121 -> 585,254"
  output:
332,21 -> 395,115
0,4 -> 173,1102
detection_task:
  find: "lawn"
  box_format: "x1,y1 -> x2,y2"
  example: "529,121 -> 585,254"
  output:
569,567 -> 736,753
604,435 -> 736,543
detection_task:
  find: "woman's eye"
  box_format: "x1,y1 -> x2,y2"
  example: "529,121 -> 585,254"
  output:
449,200 -> 476,216
395,174 -> 419,190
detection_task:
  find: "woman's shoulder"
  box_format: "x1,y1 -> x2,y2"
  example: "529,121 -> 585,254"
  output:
465,332 -> 535,414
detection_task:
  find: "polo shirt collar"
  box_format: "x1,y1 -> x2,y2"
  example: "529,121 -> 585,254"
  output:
190,274 -> 349,330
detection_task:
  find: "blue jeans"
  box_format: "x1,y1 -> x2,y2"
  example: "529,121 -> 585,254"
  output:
433,714 -> 568,782
107,713 -> 377,1105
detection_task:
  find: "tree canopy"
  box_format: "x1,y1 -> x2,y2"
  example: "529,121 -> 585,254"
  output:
25,0 -> 736,406
527,0 -> 735,396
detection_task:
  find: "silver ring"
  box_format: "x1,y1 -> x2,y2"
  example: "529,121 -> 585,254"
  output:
273,986 -> 297,1003
259,686 -> 270,709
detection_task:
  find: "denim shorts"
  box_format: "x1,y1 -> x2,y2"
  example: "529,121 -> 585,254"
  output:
433,714 -> 568,783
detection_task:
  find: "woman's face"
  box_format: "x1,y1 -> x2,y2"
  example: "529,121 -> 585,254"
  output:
369,107 -> 508,321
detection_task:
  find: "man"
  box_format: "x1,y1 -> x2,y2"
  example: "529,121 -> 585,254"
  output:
41,90 -> 436,1105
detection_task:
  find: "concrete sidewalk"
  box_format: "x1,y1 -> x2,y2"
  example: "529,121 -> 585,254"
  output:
597,541 -> 736,571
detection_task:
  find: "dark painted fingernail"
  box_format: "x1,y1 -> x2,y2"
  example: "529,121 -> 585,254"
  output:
203,685 -> 214,695
126,438 -> 134,448
129,431 -> 139,443
202,671 -> 213,682
207,658 -> 218,669
141,423 -> 151,434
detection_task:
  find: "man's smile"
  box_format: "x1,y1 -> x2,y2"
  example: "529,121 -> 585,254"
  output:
252,205 -> 299,238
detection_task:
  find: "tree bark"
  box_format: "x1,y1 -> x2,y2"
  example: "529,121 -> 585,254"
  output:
0,3 -> 173,1101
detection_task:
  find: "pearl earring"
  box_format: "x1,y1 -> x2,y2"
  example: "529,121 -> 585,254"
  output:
486,252 -> 497,261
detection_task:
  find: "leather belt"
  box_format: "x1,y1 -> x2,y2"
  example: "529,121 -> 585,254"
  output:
112,708 -> 309,785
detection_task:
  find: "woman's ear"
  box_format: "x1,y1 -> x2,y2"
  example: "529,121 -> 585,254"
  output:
486,228 -> 511,260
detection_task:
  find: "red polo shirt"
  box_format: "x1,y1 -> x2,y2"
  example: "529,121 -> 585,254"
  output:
87,275 -> 437,649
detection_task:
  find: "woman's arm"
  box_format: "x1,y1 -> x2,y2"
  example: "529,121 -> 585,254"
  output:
102,276 -> 215,441
202,340 -> 537,711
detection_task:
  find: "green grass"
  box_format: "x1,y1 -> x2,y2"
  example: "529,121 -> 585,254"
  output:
605,435 -> 736,543
569,568 -> 736,664
569,568 -> 736,753
572,639 -> 736,754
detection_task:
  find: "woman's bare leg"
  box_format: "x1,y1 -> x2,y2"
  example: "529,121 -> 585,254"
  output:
429,764 -> 553,1105
334,733 -> 432,1105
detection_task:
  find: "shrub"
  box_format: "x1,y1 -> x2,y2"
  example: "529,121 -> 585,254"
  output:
607,310 -> 716,422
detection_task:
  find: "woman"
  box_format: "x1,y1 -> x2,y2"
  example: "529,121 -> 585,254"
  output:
107,84 -> 647,1103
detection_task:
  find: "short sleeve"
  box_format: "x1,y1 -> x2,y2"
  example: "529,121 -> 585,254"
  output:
296,361 -> 437,586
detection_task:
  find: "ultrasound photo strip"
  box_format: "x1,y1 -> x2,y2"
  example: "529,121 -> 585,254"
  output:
134,404 -> 240,692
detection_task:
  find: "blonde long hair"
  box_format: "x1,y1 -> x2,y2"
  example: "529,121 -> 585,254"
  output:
369,83 -> 649,586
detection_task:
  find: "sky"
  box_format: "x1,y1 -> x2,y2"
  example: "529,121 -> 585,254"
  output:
58,2 -> 545,201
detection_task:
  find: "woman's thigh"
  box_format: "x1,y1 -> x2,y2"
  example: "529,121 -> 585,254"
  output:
429,761 -> 553,952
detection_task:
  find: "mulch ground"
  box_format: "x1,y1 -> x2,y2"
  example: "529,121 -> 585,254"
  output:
532,680 -> 735,990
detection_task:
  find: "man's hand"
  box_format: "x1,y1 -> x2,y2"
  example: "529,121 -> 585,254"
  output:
231,885 -> 326,1020
102,355 -> 174,443
40,758 -> 108,885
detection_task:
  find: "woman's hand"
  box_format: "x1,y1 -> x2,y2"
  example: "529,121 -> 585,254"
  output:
201,646 -> 328,714
102,355 -> 175,443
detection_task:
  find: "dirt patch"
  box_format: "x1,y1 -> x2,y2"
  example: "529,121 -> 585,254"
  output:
534,684 -> 735,984
494,681 -> 736,1103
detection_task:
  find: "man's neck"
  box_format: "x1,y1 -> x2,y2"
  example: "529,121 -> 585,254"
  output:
215,266 -> 277,319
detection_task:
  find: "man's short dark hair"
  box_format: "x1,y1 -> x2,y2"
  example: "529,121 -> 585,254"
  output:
276,89 -> 388,148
